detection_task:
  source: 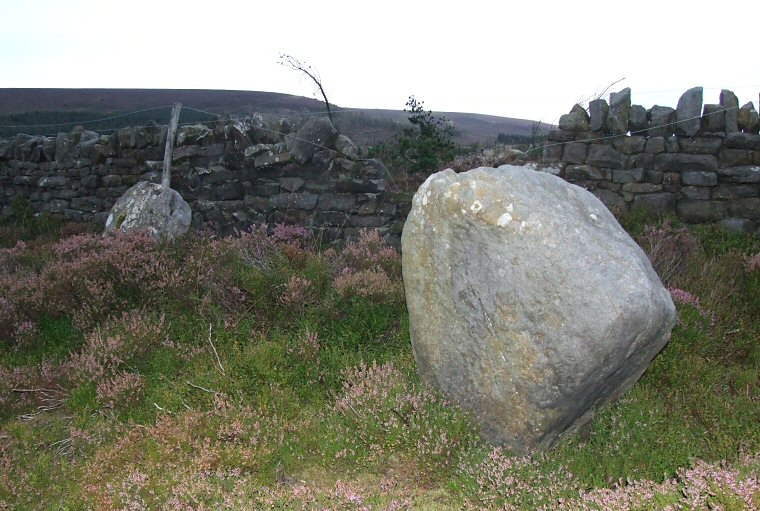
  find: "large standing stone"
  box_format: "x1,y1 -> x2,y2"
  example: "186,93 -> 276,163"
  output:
104,181 -> 191,241
286,117 -> 338,164
675,87 -> 703,136
608,88 -> 632,135
588,99 -> 609,132
720,89 -> 739,133
401,166 -> 676,452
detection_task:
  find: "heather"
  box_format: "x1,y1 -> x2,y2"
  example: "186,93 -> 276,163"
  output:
0,212 -> 758,510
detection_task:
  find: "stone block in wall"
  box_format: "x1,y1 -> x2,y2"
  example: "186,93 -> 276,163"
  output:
173,145 -> 199,162
701,104 -> 726,134
737,102 -> 760,133
564,165 -> 609,181
717,166 -> 760,184
54,189 -> 77,200
613,168 -> 645,183
37,176 -> 67,188
47,199 -> 70,214
588,99 -> 609,132
349,215 -> 386,228
286,117 -> 338,164
196,144 -> 225,159
279,177 -> 305,192
197,167 -> 237,186
675,87 -> 703,137
269,208 -> 312,226
562,142 -> 587,164
117,127 -> 148,149
592,188 -> 626,211
12,175 -> 34,186
313,210 -> 350,226
622,182 -> 662,193
720,89 -> 739,133
385,191 -> 415,204
676,200 -> 728,223
629,105 -> 648,133
645,137 -> 666,154
64,209 -> 83,222
334,178 -> 383,194
725,132 -> 760,150
542,143 -> 563,163
645,170 -> 663,184
547,130 -> 575,142
244,195 -> 272,213
677,137 -> 722,155
71,196 -> 103,213
375,202 -> 397,217
608,88 -> 631,135
681,186 -> 711,200
211,182 -> 245,201
712,185 -> 759,200
654,154 -> 718,172
681,171 -> 717,187
635,153 -> 654,170
662,173 -> 681,192
720,149 -> 754,167
55,132 -> 78,161
109,186 -> 128,197
665,136 -> 679,153
269,192 -> 319,210
358,199 -> 377,215
632,192 -> 675,213
613,136 -> 646,154
225,123 -> 252,151
558,105 -> 590,132
316,193 -> 356,212
101,175 -> 122,187
587,145 -> 626,169
176,125 -> 214,146
255,150 -> 291,167
728,198 -> 760,220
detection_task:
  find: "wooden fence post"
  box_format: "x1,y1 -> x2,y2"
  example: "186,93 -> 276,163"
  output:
162,103 -> 182,189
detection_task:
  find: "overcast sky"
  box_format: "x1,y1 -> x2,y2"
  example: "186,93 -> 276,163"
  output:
1,0 -> 757,125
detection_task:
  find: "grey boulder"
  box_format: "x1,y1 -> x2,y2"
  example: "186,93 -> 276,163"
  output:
401,165 -> 676,452
104,181 -> 191,241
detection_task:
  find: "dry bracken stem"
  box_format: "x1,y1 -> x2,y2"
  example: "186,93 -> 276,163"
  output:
186,381 -> 216,394
208,323 -> 226,376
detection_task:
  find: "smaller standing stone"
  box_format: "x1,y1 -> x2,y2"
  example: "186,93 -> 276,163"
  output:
608,88 -> 632,135
720,89 -> 739,133
737,102 -> 760,134
629,105 -> 648,133
701,105 -> 726,133
589,99 -> 609,132
648,106 -> 675,137
675,87 -> 703,137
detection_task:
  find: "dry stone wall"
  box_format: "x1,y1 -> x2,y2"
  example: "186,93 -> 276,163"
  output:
544,87 -> 760,234
0,115 -> 412,243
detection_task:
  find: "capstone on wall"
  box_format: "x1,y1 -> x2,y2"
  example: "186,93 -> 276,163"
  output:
0,115 -> 412,243
543,87 -> 760,234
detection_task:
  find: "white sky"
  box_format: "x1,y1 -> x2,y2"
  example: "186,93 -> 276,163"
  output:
1,0 -> 758,125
